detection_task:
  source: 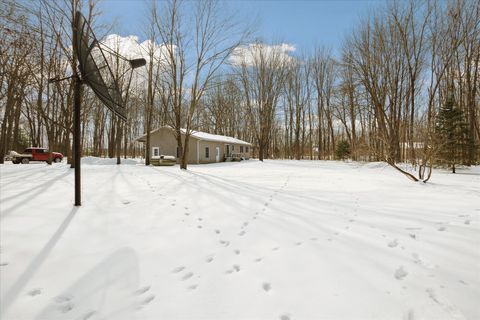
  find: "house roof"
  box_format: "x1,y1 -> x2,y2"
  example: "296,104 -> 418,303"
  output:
136,127 -> 252,146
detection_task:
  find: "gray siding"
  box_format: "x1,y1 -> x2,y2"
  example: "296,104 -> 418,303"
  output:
144,127 -> 252,164
148,127 -> 198,164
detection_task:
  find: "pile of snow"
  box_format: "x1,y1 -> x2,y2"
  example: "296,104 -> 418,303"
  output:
0,160 -> 478,319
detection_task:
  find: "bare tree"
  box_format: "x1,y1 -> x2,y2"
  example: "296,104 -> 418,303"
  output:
235,42 -> 290,161
153,0 -> 249,169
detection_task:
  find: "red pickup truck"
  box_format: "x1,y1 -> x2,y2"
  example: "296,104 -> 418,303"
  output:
10,147 -> 64,164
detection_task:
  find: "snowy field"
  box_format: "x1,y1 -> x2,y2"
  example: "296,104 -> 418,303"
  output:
0,159 -> 479,320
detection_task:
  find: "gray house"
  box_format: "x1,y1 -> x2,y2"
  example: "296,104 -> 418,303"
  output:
136,127 -> 252,164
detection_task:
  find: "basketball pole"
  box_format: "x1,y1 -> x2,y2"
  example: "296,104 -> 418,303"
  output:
74,75 -> 81,206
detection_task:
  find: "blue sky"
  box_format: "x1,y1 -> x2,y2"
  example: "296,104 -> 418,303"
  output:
98,0 -> 382,56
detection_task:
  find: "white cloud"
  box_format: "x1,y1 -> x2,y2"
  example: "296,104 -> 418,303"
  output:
95,34 -> 175,91
100,34 -> 171,65
229,42 -> 296,67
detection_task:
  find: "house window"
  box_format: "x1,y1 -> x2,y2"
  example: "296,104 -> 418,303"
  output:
232,145 -> 235,151
152,147 -> 160,158
246,146 -> 249,153
240,146 -> 244,153
205,147 -> 209,158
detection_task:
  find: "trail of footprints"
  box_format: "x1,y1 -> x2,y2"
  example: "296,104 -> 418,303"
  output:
166,176 -> 295,298
135,286 -> 156,309
172,266 -> 199,290
142,177 -> 474,319
24,284 -> 156,317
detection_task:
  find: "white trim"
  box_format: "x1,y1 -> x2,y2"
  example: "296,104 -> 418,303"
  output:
196,140 -> 200,164
135,126 -> 252,146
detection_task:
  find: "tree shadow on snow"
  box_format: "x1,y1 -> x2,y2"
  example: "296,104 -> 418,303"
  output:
35,248 -> 141,320
1,207 -> 78,316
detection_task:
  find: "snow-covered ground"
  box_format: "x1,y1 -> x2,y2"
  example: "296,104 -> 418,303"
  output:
0,159 -> 479,320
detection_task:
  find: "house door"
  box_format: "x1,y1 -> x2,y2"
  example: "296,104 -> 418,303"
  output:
215,147 -> 220,162
226,145 -> 230,157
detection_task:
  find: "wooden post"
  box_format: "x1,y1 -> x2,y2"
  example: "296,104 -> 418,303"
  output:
74,75 -> 81,206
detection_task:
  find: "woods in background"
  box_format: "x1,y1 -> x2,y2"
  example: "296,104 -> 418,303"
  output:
0,0 -> 479,176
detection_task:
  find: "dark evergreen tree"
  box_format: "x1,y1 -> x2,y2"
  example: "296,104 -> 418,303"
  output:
435,91 -> 468,173
335,140 -> 351,160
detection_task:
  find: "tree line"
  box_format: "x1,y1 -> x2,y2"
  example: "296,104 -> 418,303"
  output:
0,0 -> 478,178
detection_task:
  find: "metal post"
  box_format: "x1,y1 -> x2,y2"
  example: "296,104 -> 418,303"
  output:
74,75 -> 81,206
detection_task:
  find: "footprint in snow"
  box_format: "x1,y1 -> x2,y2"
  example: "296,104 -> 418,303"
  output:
272,247 -> 279,251
55,295 -> 73,303
234,249 -> 240,255
187,284 -> 198,290
255,258 -> 262,262
295,242 -> 302,246
226,265 -> 241,274
181,272 -> 194,280
122,200 -> 130,205
280,314 -> 291,320
0,262 -> 8,267
464,220 -> 470,225
215,229 -> 221,234
27,288 -> 42,296
205,256 -> 214,263
57,302 -> 75,313
394,266 -> 408,280
133,286 -> 151,295
412,253 -> 435,269
262,282 -> 271,292
437,226 -> 446,231
139,295 -> 155,306
197,225 -> 203,229
219,240 -> 230,247
172,266 -> 186,273
238,230 -> 246,236
388,239 -> 398,248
